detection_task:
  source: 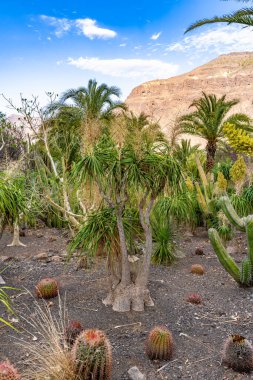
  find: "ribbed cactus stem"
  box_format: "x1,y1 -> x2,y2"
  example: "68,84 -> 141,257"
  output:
208,228 -> 241,283
220,196 -> 245,231
240,259 -> 251,286
246,216 -> 253,266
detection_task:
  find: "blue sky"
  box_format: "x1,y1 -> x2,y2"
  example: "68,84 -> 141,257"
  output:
0,0 -> 252,113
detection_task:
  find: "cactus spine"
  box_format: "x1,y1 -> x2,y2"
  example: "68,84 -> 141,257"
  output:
72,329 -> 112,380
208,196 -> 253,286
222,335 -> 253,372
0,360 -> 20,380
146,326 -> 174,360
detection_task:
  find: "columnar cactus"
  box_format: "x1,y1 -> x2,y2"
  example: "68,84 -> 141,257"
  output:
209,195 -> 253,286
65,320 -> 84,347
146,326 -> 174,360
36,278 -> 59,299
0,360 -> 20,380
222,335 -> 253,372
72,329 -> 112,380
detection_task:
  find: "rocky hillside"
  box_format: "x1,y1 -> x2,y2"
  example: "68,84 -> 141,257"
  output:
126,52 -> 253,145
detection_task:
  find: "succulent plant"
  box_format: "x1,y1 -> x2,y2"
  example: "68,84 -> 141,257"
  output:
186,293 -> 202,305
72,328 -> 112,380
36,278 -> 59,299
195,248 -> 204,256
146,326 -> 174,361
0,360 -> 20,380
209,196 -> 253,286
222,335 -> 253,373
190,264 -> 205,275
65,320 -> 84,347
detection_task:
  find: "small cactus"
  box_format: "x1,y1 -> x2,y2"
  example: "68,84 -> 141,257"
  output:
190,264 -> 205,275
36,278 -> 59,299
186,293 -> 202,305
72,328 -> 112,380
0,360 -> 20,380
65,320 -> 84,347
222,335 -> 253,373
195,248 -> 204,256
146,326 -> 173,361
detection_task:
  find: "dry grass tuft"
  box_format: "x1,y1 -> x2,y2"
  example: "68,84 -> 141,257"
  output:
17,296 -> 77,380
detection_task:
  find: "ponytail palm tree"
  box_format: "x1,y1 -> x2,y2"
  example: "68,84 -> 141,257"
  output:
72,123 -> 181,312
186,1 -> 253,32
179,92 -> 251,171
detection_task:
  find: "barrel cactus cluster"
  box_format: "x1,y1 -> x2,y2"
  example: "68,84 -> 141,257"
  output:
36,278 -> 59,299
65,320 -> 84,347
190,264 -> 205,275
222,335 -> 253,373
146,326 -> 174,361
72,329 -> 112,380
0,360 -> 20,380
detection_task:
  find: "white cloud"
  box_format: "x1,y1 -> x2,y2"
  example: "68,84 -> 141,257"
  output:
67,57 -> 178,79
151,32 -> 162,40
75,18 -> 116,39
40,15 -> 116,39
119,43 -> 126,47
40,15 -> 71,37
166,25 -> 253,55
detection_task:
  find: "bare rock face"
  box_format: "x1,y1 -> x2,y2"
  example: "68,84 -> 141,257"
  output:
126,52 -> 253,145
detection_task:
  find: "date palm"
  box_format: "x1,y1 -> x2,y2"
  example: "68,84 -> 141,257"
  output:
186,0 -> 253,32
51,79 -> 124,121
179,92 -> 251,171
48,79 -> 125,153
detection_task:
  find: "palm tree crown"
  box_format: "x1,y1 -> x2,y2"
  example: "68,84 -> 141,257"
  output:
186,1 -> 253,32
179,92 -> 251,171
57,79 -> 124,120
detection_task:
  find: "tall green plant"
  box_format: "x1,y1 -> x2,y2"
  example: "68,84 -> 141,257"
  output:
179,93 -> 250,171
209,195 -> 253,286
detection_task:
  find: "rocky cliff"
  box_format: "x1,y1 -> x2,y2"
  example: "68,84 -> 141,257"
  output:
126,52 -> 253,145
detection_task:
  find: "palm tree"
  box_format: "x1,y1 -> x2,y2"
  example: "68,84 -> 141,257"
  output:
179,92 -> 251,171
51,79 -> 124,121
48,79 -> 125,153
186,0 -> 253,32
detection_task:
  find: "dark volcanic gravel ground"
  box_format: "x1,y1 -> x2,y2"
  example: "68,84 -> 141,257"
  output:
0,227 -> 253,379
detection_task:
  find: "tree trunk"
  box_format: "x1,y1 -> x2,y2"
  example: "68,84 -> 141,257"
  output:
102,278 -> 154,312
102,196 -> 155,312
206,141 -> 217,172
7,220 -> 26,247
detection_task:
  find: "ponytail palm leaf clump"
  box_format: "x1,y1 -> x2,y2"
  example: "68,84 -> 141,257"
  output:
72,122 -> 181,312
